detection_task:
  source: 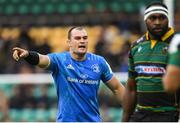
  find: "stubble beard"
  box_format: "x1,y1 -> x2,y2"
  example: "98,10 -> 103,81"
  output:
147,25 -> 169,39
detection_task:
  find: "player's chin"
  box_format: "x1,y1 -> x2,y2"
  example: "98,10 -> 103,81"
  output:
78,49 -> 87,53
77,51 -> 87,56
152,30 -> 165,37
79,51 -> 87,55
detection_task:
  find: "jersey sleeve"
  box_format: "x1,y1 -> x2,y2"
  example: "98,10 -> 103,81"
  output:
168,34 -> 180,67
100,57 -> 113,83
47,53 -> 58,72
168,52 -> 180,67
128,50 -> 137,78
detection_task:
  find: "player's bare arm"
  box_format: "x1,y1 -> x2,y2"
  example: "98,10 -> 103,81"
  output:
106,76 -> 125,103
12,47 -> 50,69
122,78 -> 137,122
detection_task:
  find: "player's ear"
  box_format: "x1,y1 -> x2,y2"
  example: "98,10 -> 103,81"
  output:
67,39 -> 71,47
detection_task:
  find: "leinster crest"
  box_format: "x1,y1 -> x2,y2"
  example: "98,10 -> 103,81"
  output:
91,64 -> 100,73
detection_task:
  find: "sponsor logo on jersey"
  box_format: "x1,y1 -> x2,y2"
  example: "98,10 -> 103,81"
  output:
67,64 -> 75,70
67,77 -> 98,85
138,46 -> 142,52
80,74 -> 88,79
135,65 -> 166,74
91,64 -> 100,73
162,46 -> 168,54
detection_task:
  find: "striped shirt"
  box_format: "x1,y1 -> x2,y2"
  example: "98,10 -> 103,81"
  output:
128,28 -> 178,111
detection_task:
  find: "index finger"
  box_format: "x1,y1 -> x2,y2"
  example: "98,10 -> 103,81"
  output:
12,47 -> 23,51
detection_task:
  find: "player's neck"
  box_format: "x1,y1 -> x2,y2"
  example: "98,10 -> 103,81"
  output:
70,52 -> 86,61
149,33 -> 161,40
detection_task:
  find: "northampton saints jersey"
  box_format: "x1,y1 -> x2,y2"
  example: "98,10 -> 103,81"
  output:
128,28 -> 179,112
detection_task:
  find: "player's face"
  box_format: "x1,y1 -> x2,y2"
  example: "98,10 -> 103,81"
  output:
69,29 -> 88,56
146,13 -> 168,38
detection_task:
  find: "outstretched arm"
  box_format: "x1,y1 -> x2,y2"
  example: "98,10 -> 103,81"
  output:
12,47 -> 50,69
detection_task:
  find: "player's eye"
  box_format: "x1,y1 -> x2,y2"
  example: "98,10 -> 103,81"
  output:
149,16 -> 157,20
82,36 -> 88,40
74,36 -> 88,40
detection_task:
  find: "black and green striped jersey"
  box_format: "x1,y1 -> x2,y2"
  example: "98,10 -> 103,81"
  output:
168,33 -> 180,67
128,28 -> 178,112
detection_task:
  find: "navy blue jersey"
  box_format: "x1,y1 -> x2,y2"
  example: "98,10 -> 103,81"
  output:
47,52 -> 113,122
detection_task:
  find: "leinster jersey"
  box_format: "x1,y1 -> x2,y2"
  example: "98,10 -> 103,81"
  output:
47,52 -> 113,122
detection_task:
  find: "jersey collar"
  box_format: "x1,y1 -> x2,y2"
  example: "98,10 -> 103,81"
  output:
145,27 -> 174,41
145,27 -> 174,49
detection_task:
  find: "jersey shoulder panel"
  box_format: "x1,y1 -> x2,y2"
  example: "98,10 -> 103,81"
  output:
87,52 -> 104,62
131,35 -> 146,48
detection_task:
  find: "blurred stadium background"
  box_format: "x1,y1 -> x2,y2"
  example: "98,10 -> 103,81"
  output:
0,0 -> 179,122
